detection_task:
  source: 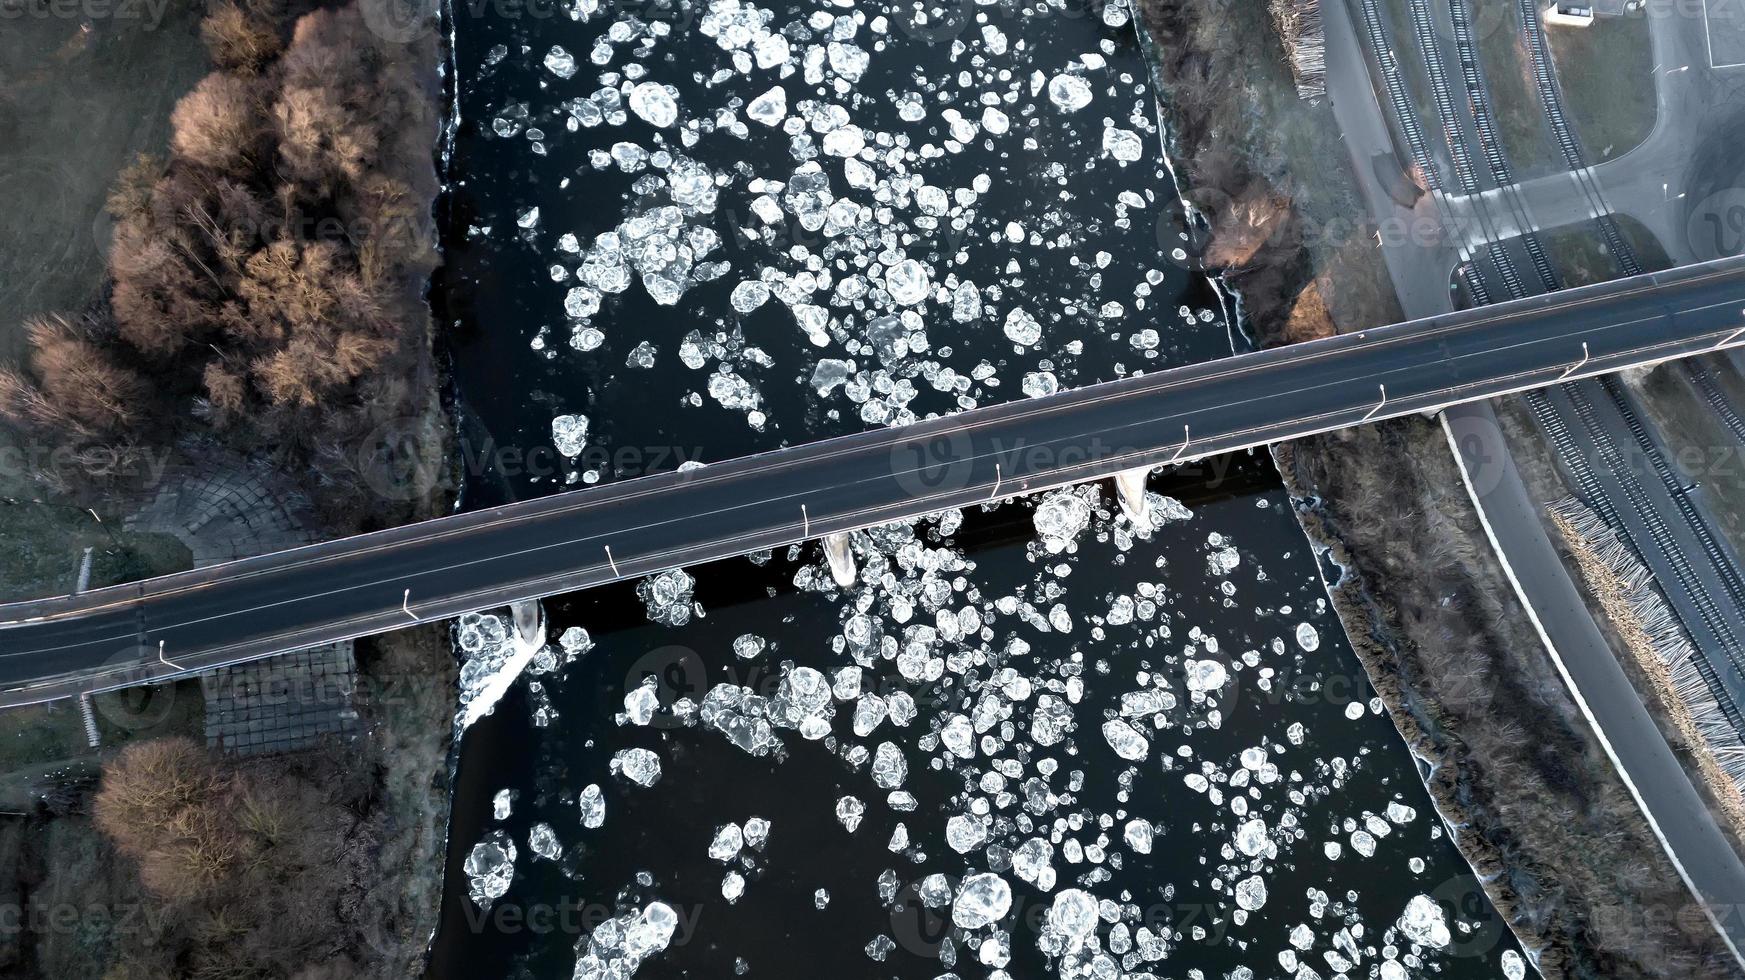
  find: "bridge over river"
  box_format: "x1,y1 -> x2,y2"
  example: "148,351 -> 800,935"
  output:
3,255 -> 1744,707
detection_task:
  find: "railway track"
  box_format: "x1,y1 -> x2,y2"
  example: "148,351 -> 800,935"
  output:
1402,0 -> 1745,723
1525,385 -> 1745,731
1513,0 -> 1643,276
1446,0 -> 1561,291
1565,383 -> 1745,665
1689,361 -> 1745,447
1352,0 -> 1443,191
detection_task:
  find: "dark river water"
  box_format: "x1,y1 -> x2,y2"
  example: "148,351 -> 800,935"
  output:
426,1 -> 1524,977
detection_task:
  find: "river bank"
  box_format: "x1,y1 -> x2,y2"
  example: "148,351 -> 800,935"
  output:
0,2 -> 458,975
1279,426 -> 1738,979
1135,0 -> 1402,346
1128,0 -> 1744,974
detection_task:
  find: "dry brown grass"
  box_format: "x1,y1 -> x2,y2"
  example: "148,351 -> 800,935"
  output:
1279,420 -> 1741,979
1549,506 -> 1745,847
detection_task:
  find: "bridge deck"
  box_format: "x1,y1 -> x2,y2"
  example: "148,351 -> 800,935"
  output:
3,256 -> 1744,705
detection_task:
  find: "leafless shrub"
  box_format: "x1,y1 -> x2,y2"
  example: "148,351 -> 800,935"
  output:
92,735 -> 378,974
1,0 -> 443,525
104,154 -> 162,225
170,74 -> 263,175
92,738 -> 230,862
200,1 -> 284,74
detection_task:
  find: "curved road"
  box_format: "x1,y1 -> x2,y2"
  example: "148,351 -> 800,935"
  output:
1447,400 -> 1745,962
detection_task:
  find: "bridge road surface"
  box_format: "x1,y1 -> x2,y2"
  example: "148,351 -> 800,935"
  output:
5,257 -> 1745,706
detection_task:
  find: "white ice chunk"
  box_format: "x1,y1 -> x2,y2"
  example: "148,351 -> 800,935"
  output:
1397,894 -> 1451,949
629,82 -> 679,127
1047,74 -> 1093,112
952,873 -> 1012,929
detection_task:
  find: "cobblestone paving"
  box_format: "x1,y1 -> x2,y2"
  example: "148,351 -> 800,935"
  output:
123,461 -> 313,567
203,643 -> 359,757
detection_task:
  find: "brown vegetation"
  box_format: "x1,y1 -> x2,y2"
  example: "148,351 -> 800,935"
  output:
1135,0 -> 1401,345
1548,503 -> 1745,848
0,0 -> 443,530
0,313 -> 148,438
1278,421 -> 1739,979
0,4 -> 454,977
0,627 -> 456,979
91,736 -> 377,977
201,1 -> 285,75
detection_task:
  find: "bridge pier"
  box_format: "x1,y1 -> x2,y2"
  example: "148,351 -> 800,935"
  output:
1114,467 -> 1151,525
511,599 -> 546,652
824,532 -> 856,587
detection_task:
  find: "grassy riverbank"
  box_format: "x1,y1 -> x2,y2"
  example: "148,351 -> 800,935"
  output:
1134,0 -> 1744,974
1135,0 -> 1402,347
0,2 -> 459,977
1279,424 -> 1738,978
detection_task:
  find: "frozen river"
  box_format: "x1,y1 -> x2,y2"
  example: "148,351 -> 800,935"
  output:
427,1 -> 1525,978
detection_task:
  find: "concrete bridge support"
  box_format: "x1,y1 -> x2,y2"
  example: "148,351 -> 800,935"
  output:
511,598 -> 546,652
1114,467 -> 1151,525
824,532 -> 856,587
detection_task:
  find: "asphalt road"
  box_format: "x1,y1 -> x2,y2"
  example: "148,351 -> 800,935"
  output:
1323,0 -> 1467,317
3,258 -> 1745,705
1445,400 -> 1745,960
1443,1 -> 1745,265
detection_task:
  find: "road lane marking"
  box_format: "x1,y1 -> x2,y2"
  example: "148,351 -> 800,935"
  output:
22,324 -> 1739,670
12,260 -> 1739,623
6,321 -> 1744,662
